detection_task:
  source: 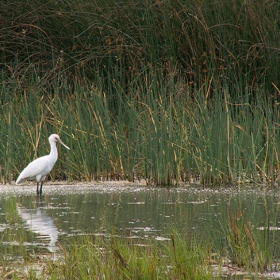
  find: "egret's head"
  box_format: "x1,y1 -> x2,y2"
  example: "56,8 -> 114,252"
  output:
49,134 -> 70,150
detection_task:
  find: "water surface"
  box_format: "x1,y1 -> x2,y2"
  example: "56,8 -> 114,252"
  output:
1,182 -> 280,279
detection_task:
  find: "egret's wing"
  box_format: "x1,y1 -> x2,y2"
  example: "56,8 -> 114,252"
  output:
16,156 -> 50,184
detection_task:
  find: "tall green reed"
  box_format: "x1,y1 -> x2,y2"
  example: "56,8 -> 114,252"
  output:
1,71 -> 280,185
2,0 -> 280,94
45,233 -> 213,280
1,0 -> 280,185
209,195 -> 280,274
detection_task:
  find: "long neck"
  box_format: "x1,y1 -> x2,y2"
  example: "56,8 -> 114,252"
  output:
49,142 -> 58,163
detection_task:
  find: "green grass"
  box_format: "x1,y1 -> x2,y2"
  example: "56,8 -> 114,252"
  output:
1,0 -> 280,185
2,225 -> 277,279
1,233 -> 213,279
1,79 -> 280,185
2,0 -> 280,94
43,234 -> 213,280
208,195 -> 280,275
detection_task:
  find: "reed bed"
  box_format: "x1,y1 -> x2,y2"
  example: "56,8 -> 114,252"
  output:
3,225 -> 278,279
1,81 -> 280,186
1,233 -> 213,279
1,0 -> 280,185
43,234 -> 213,280
212,198 -> 280,275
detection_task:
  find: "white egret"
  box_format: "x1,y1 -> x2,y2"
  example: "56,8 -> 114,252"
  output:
16,134 -> 70,195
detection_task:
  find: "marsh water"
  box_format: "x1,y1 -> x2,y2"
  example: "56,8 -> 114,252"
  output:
1,183 -> 280,278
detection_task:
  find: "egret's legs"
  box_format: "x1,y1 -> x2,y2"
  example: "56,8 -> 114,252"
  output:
36,182 -> 44,196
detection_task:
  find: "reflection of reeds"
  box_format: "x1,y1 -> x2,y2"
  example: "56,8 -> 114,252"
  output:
229,210 -> 242,249
0,197 -> 31,276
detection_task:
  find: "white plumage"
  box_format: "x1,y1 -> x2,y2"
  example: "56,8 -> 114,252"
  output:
16,134 -> 70,195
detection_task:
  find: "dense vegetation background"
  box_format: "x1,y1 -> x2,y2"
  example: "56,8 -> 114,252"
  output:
1,0 -> 280,185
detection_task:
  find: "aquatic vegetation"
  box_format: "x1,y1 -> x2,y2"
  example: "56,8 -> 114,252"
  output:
44,234 -> 213,280
1,189 -> 280,278
0,0 -> 280,185
210,196 -> 280,276
1,79 -> 279,186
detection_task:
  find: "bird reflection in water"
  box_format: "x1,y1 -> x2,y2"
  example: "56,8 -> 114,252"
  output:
17,204 -> 59,252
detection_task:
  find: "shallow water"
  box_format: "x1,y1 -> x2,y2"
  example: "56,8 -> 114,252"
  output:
1,183 -> 280,278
